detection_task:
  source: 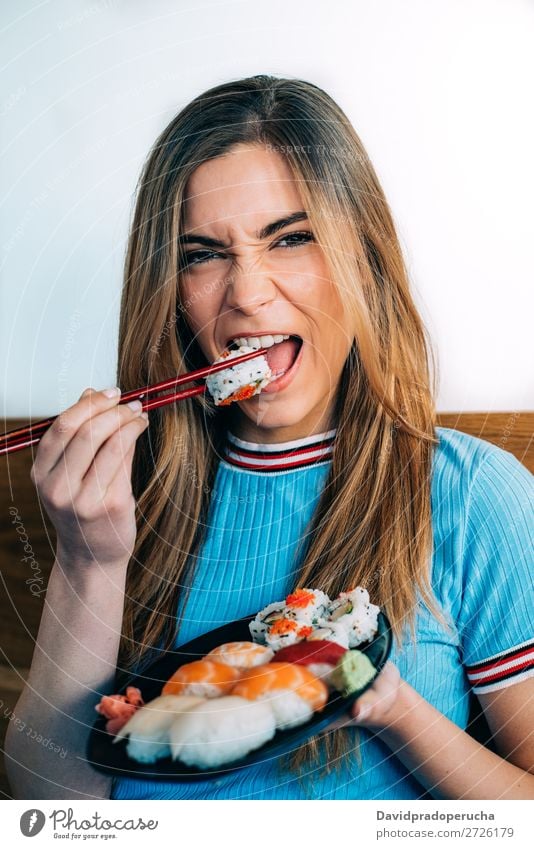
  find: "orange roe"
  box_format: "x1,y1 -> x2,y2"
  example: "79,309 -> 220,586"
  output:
269,618 -> 298,635
297,625 -> 313,638
218,384 -> 258,406
285,588 -> 316,608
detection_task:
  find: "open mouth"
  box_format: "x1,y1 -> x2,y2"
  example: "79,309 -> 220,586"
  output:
226,334 -> 303,377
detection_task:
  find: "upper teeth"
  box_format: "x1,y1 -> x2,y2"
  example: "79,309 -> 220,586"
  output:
230,334 -> 290,349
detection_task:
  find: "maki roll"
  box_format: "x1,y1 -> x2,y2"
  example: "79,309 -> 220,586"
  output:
264,617 -> 314,652
249,600 -> 287,644
206,346 -> 272,406
284,587 -> 330,626
306,621 -> 350,649
169,696 -> 276,768
326,587 -> 380,648
112,694 -> 205,763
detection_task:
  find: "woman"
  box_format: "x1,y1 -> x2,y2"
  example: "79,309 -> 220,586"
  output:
6,75 -> 533,800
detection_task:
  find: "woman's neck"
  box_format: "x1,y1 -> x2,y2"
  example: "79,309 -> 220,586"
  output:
227,408 -> 337,445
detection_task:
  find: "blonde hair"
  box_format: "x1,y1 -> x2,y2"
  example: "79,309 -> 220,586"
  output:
116,74 -> 440,778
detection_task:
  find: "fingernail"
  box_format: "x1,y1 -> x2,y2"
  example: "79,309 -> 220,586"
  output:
127,399 -> 143,412
103,387 -> 121,398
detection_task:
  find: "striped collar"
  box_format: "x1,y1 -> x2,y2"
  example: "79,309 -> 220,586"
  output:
223,428 -> 337,473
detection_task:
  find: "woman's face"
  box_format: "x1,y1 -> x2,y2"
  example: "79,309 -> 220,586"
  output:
179,143 -> 353,442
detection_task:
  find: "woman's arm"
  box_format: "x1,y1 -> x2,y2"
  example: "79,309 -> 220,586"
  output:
5,386 -> 149,799
5,546 -> 128,799
346,662 -> 534,800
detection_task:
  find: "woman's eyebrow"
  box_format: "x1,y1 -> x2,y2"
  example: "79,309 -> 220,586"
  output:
179,210 -> 309,248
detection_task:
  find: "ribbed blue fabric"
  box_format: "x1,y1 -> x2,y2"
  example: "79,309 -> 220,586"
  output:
111,427 -> 534,800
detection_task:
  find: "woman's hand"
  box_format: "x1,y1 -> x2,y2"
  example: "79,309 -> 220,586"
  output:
326,661 -> 407,732
30,386 -> 149,569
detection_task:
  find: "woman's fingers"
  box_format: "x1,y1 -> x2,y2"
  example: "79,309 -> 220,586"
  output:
42,396 -> 146,498
78,415 -> 148,510
32,387 -> 124,480
323,662 -> 401,733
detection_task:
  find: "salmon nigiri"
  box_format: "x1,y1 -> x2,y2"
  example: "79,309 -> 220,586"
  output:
162,659 -> 241,698
231,662 -> 328,730
205,641 -> 273,669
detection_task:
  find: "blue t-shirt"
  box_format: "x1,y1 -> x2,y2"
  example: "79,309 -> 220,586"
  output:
111,427 -> 534,800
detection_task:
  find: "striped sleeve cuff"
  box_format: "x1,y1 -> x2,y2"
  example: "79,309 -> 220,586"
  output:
466,639 -> 534,694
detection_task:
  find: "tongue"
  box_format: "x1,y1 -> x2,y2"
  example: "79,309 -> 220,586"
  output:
264,338 -> 300,375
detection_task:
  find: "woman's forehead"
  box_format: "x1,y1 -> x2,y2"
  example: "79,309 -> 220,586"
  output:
182,144 -> 303,234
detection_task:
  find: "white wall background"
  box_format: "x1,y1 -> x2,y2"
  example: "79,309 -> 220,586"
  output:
1,0 -> 533,417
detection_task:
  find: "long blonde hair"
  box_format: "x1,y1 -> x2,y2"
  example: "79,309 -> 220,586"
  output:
116,74 -> 440,777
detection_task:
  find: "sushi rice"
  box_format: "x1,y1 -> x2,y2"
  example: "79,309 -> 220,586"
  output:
169,696 -> 276,768
112,694 -> 205,764
206,346 -> 272,406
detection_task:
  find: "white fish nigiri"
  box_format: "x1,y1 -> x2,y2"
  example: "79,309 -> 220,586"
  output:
113,694 -> 205,763
169,695 -> 276,768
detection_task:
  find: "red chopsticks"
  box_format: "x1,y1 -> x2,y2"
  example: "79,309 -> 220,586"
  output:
0,347 -> 268,457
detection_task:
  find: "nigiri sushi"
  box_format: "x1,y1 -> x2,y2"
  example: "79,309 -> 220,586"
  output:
274,639 -> 348,688
162,659 -> 241,698
169,696 -> 276,768
112,694 -> 205,763
206,346 -> 273,406
231,662 -> 328,730
205,641 -> 274,669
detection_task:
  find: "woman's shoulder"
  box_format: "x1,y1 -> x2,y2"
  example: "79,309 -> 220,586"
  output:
432,429 -> 534,690
432,425 -> 533,506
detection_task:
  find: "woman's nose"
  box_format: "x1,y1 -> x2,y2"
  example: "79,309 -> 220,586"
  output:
224,259 -> 277,314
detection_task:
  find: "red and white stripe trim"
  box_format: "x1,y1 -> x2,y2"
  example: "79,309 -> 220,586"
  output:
223,429 -> 337,473
466,639 -> 534,694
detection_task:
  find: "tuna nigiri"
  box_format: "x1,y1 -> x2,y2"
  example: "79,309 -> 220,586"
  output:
274,639 -> 348,688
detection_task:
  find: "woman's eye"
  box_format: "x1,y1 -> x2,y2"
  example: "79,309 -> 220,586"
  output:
181,231 -> 314,269
182,250 -> 222,268
274,231 -> 315,249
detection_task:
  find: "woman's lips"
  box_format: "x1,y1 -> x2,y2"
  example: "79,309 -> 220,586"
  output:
261,339 -> 304,394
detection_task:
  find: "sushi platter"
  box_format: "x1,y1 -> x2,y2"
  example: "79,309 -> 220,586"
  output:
88,590 -> 392,782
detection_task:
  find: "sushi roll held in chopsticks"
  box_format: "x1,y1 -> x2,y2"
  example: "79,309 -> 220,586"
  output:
205,345 -> 273,406
112,694 -> 205,763
169,696 -> 276,769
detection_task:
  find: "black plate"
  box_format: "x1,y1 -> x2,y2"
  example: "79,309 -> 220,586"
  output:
87,611 -> 392,782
